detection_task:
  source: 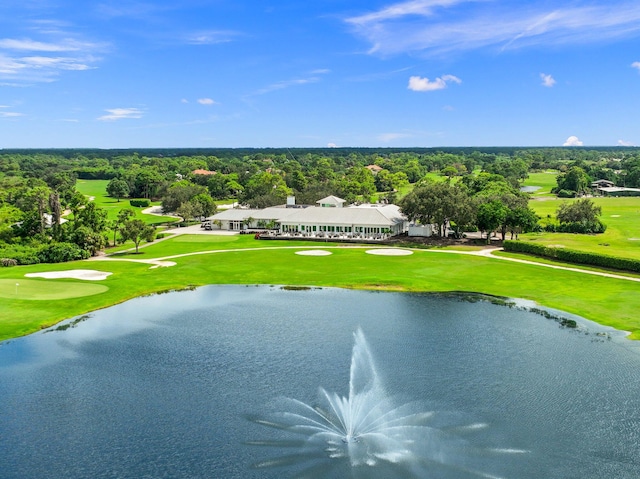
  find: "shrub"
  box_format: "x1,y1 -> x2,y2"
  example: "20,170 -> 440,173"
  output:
1,258 -> 18,267
129,199 -> 151,207
556,189 -> 576,198
503,240 -> 640,273
544,221 -> 607,234
38,242 -> 90,263
0,245 -> 41,265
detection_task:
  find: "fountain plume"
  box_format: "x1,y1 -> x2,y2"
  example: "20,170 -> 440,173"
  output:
248,328 -> 523,478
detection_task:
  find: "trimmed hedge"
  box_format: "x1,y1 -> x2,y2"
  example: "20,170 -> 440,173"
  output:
129,199 -> 151,207
503,240 -> 640,274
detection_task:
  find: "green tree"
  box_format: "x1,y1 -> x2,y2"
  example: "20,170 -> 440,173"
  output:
120,219 -> 156,253
557,198 -> 602,224
476,200 -> 509,242
161,181 -> 207,213
110,208 -> 135,246
400,181 -> 471,237
192,193 -> 217,218
555,166 -> 591,196
505,207 -> 539,239
106,178 -> 130,202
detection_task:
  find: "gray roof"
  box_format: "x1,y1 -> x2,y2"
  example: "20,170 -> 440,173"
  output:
207,204 -> 406,227
281,204 -> 405,227
316,195 -> 346,205
209,206 -> 300,222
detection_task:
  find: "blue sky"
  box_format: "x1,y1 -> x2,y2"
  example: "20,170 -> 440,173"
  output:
1,0 -> 640,148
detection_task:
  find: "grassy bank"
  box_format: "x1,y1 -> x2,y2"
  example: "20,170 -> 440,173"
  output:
1,235 -> 639,342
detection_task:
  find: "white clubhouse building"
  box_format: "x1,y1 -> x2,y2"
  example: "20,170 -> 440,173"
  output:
205,196 -> 408,239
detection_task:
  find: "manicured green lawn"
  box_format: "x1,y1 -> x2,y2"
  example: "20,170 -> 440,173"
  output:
2,239 -> 640,342
75,179 -> 178,225
525,196 -> 640,260
522,171 -> 559,197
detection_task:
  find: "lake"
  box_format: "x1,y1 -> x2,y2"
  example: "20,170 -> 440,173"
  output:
1,285 -> 639,478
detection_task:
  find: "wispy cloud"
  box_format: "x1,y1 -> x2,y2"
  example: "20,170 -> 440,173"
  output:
563,135 -> 583,146
540,73 -> 556,87
632,61 -> 640,72
0,25 -> 105,84
408,74 -> 461,91
249,70 -> 330,97
97,108 -> 144,121
346,1 -> 640,56
0,38 -> 96,52
185,30 -> 241,45
0,110 -> 24,118
618,139 -> 634,146
197,98 -> 216,105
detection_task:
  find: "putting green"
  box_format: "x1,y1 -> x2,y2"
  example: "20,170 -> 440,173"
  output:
0,279 -> 109,300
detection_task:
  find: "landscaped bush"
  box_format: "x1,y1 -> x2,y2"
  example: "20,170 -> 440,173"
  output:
38,242 -> 90,263
1,258 -> 18,267
129,199 -> 151,207
556,189 -> 576,198
0,245 -> 41,265
504,240 -> 640,273
543,220 -> 607,234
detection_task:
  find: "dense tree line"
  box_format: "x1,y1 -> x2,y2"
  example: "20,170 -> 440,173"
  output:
0,147 -> 628,264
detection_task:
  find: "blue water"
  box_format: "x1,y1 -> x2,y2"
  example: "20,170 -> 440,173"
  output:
1,285 -> 639,478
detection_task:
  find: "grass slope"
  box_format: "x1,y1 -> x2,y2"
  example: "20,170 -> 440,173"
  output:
1,236 -> 639,342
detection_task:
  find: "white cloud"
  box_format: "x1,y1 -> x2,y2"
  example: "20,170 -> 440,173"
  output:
0,32 -> 104,84
97,108 -> 144,121
327,142 -> 339,148
632,61 -> 640,72
197,98 -> 216,105
408,74 -> 461,91
181,98 -> 189,104
0,111 -> 24,118
348,0 -> 471,25
563,135 -> 583,146
346,1 -> 640,56
252,76 -> 321,96
0,38 -> 99,52
185,30 -> 241,45
540,73 -> 556,87
618,139 -> 634,146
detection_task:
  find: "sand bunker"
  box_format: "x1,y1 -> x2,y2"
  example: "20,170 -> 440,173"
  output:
25,269 -> 112,281
295,250 -> 333,256
365,249 -> 413,256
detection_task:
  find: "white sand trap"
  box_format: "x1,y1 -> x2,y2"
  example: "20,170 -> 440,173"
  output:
611,215 -> 621,217
295,250 -> 333,256
365,249 -> 413,256
25,269 -> 112,281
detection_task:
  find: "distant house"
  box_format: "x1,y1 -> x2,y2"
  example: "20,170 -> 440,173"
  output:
365,165 -> 383,175
596,186 -> 640,197
591,179 -> 615,188
192,169 -> 216,176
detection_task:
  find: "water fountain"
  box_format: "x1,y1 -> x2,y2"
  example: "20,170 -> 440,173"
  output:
248,328 -> 522,478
